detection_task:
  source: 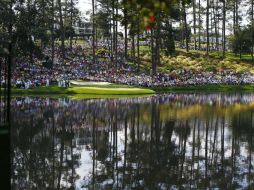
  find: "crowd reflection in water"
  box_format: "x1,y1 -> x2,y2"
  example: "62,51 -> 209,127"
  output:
10,93 -> 254,189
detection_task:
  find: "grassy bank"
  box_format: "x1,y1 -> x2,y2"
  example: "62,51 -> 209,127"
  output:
8,84 -> 254,98
151,84 -> 254,93
10,93 -> 153,99
10,85 -> 155,96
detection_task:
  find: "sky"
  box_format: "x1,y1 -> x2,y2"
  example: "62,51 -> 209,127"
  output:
77,0 -> 92,18
76,0 -> 251,35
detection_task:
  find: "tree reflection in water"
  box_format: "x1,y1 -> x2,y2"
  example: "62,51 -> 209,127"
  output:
10,94 -> 254,189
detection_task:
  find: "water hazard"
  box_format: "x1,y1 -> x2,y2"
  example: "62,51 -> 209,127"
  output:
11,93 -> 254,189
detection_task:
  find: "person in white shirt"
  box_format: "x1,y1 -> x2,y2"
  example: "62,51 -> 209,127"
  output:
46,78 -> 50,86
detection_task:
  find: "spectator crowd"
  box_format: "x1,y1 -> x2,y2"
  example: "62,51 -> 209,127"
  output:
3,43 -> 254,89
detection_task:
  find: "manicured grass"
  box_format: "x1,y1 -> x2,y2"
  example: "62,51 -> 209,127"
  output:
71,83 -> 132,88
68,94 -> 153,99
10,93 -> 153,99
151,84 -> 254,93
10,85 -> 155,95
68,86 -> 154,95
8,84 -> 254,98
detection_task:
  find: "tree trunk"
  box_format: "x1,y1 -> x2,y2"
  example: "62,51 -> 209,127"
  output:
7,0 -> 13,124
240,43 -> 242,59
180,19 -> 184,48
198,0 -> 201,50
236,0 -> 239,30
206,0 -> 209,54
108,0 -> 113,63
123,0 -> 128,60
95,1 -> 98,49
251,0 -> 254,59
137,21 -> 140,72
233,0 -> 236,35
29,36 -> 33,65
132,35 -> 135,59
57,0 -> 65,59
210,1 -> 214,50
222,0 -> 226,57
115,0 -> 118,71
41,0 -> 46,48
92,0 -> 95,66
193,0 -> 197,50
151,30 -> 156,75
183,1 -> 189,52
51,0 -> 55,64
112,0 -> 115,70
70,0 -> 73,50
155,14 -> 161,66
213,0 -> 219,51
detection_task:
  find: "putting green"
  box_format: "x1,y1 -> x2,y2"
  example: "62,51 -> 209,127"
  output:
67,86 -> 155,95
10,85 -> 155,95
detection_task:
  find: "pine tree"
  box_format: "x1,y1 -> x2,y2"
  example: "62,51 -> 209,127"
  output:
206,0 -> 210,54
192,0 -> 197,50
222,0 -> 226,57
251,0 -> 254,58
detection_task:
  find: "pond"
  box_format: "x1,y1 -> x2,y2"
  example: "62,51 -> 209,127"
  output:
11,93 -> 254,189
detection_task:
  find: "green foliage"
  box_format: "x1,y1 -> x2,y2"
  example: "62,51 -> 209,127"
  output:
137,46 -> 254,74
228,22 -> 254,55
0,0 -> 81,59
94,10 -> 111,38
0,0 -> 13,57
163,22 -> 176,56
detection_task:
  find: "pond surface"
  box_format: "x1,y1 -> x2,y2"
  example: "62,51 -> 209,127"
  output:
11,93 -> 254,190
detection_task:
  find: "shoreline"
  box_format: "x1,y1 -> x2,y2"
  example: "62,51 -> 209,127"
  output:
6,84 -> 254,97
9,85 -> 155,96
151,84 -> 254,93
